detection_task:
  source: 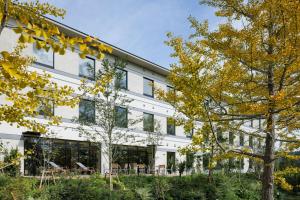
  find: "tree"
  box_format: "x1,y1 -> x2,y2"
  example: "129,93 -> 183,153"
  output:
0,0 -> 111,133
74,58 -> 140,191
159,1 -> 300,199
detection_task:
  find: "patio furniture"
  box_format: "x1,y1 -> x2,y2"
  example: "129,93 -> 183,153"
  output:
111,163 -> 120,174
76,162 -> 95,174
157,165 -> 166,175
137,164 -> 146,174
47,161 -> 67,174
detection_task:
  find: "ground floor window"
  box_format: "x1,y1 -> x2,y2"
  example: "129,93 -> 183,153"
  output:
113,145 -> 152,173
167,152 -> 176,174
24,136 -> 101,176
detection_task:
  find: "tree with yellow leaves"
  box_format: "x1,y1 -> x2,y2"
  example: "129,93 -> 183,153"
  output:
159,1 -> 300,199
0,0 -> 111,133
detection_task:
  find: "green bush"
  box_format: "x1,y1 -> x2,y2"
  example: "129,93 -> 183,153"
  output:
0,173 -> 297,199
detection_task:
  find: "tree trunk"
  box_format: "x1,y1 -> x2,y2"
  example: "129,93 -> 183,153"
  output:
0,0 -> 8,36
109,148 -> 113,191
262,57 -> 276,200
262,121 -> 275,200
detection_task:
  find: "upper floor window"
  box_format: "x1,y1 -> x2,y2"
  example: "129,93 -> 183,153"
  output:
143,77 -> 154,97
79,57 -> 95,80
167,86 -> 176,103
79,99 -> 95,123
115,68 -> 127,90
143,112 -> 154,132
115,106 -> 128,128
33,43 -> 54,68
229,132 -> 234,145
239,133 -> 244,146
167,117 -> 176,135
249,135 -> 253,148
186,128 -> 194,138
37,100 -> 54,117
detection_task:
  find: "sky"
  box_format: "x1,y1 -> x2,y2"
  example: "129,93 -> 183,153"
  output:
41,0 -> 220,68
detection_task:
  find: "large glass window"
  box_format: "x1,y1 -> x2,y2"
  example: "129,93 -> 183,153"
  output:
167,117 -> 176,135
79,99 -> 95,123
24,136 -> 101,176
143,77 -> 154,97
115,106 -> 128,128
143,112 -> 154,132
115,68 -> 127,90
33,43 -> 54,67
79,57 -> 95,80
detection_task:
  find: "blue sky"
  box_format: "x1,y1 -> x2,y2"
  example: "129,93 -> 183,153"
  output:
42,0 -> 219,68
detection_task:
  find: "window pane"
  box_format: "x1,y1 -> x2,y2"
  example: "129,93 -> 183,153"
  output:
37,100 -> 54,117
115,69 -> 127,90
79,99 -> 95,123
229,132 -> 234,145
167,117 -> 175,135
249,136 -> 253,148
143,78 -> 153,97
33,43 -> 53,67
115,106 -> 128,128
239,133 -> 244,146
79,57 -> 95,80
143,113 -> 154,132
167,152 -> 176,173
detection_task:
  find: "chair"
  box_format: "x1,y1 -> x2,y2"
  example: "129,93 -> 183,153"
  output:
111,163 -> 120,174
76,162 -> 95,174
45,161 -> 67,175
157,165 -> 166,175
137,164 -> 146,174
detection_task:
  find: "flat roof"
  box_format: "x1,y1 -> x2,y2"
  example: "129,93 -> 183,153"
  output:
46,17 -> 170,77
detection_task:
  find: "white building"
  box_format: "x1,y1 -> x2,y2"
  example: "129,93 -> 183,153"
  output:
0,19 -> 193,175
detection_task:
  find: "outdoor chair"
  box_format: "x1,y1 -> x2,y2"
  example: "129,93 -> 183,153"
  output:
45,161 -> 67,175
137,164 -> 146,174
111,163 -> 120,174
76,162 -> 95,174
157,164 -> 166,175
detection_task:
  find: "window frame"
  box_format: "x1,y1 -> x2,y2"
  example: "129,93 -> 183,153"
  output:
143,112 -> 154,132
37,100 -> 55,117
167,117 -> 176,135
115,106 -> 128,128
79,99 -> 96,123
143,77 -> 154,98
79,56 -> 96,80
32,42 -> 55,69
115,68 -> 128,90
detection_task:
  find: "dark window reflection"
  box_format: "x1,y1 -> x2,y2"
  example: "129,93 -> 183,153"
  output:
24,136 -> 101,176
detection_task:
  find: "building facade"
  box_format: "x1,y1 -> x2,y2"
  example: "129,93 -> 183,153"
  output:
0,20 -> 194,175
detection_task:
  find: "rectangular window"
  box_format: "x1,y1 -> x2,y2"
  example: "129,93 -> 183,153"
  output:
239,133 -> 244,146
115,68 -> 128,90
167,86 -> 176,103
143,112 -> 154,132
167,117 -> 176,135
167,152 -> 176,174
33,43 -> 54,68
217,128 -> 223,142
249,136 -> 253,148
186,128 -> 194,138
79,99 -> 95,123
115,106 -> 128,128
79,57 -> 95,80
37,100 -> 54,117
229,132 -> 234,145
143,77 -> 154,97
